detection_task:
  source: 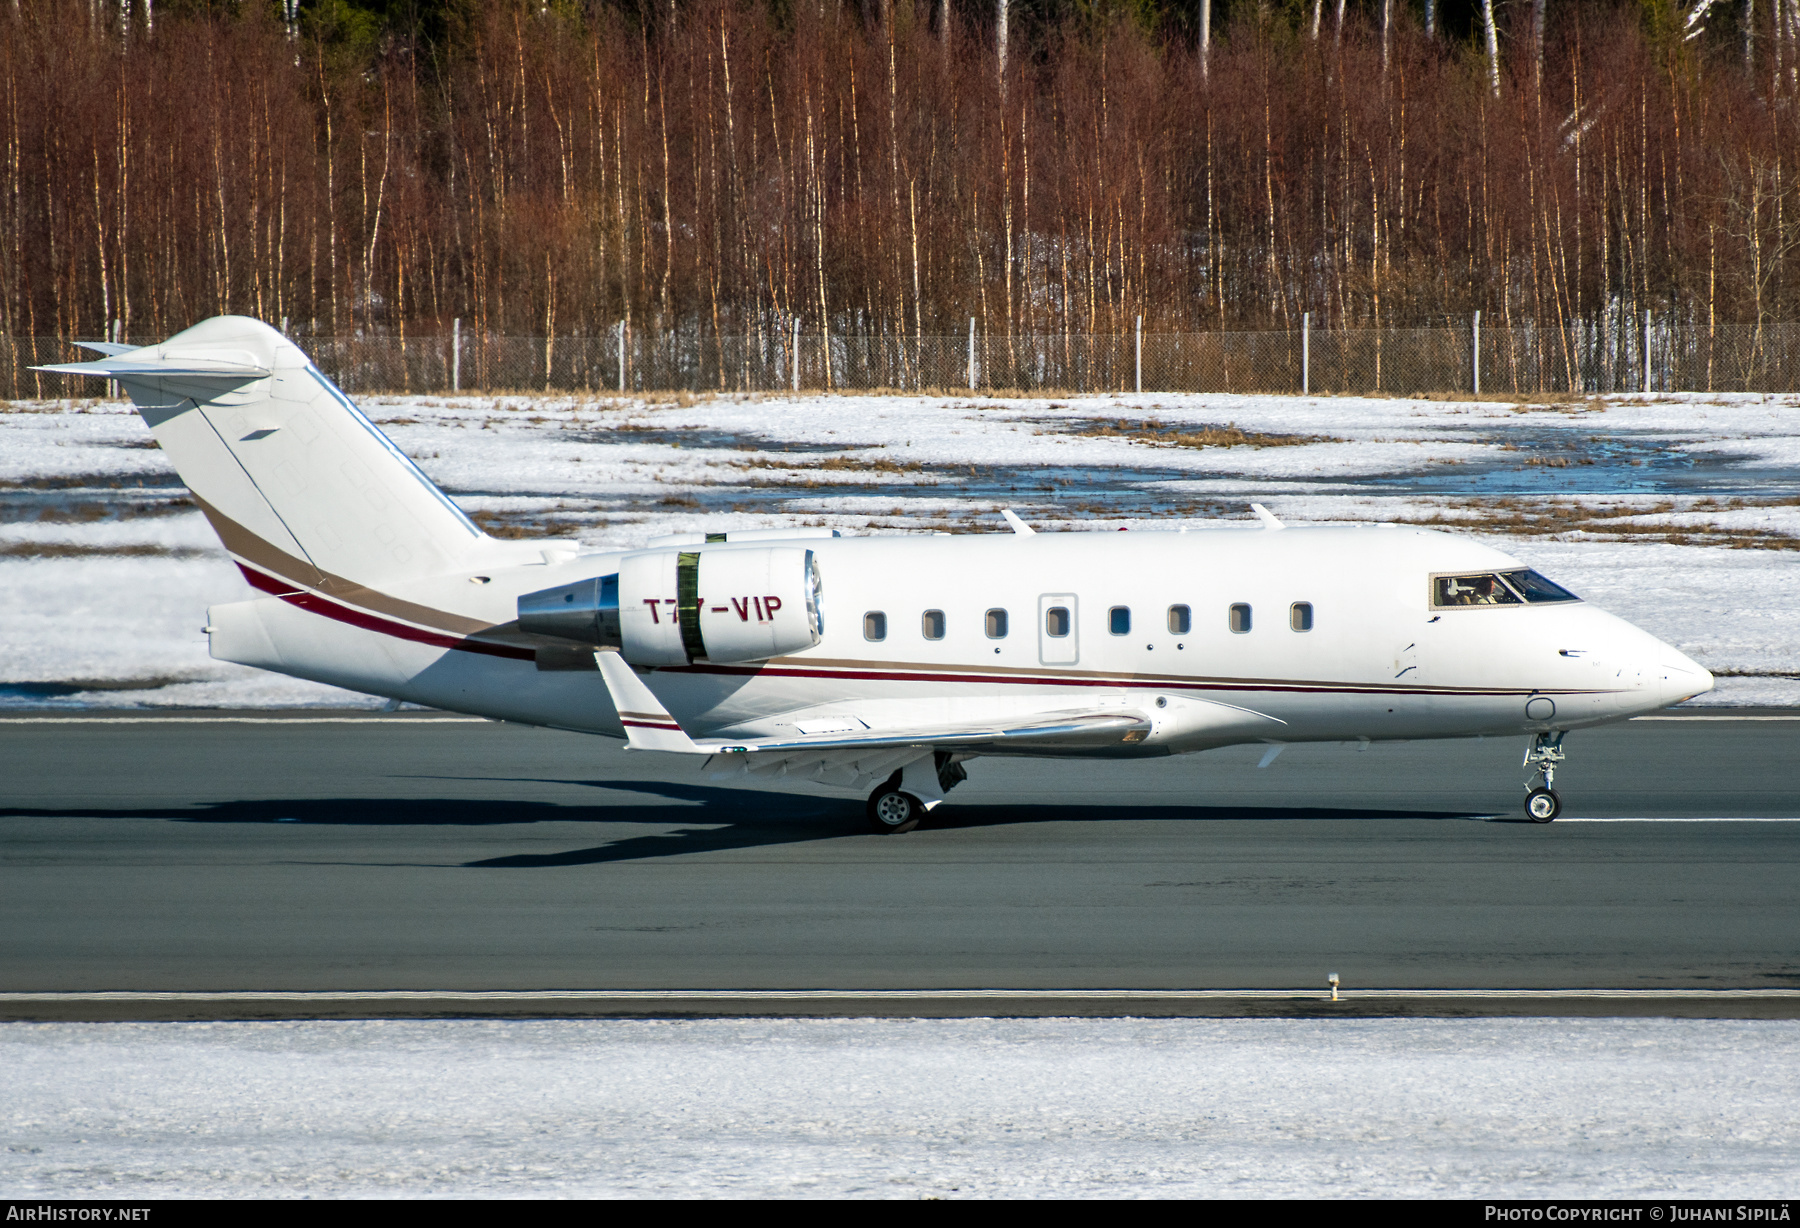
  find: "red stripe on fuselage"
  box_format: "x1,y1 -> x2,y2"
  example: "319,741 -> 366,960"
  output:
665,660 -> 1589,699
237,563 -> 534,661
231,563 -> 1596,700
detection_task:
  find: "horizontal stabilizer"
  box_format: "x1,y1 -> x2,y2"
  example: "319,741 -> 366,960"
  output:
73,341 -> 138,357
33,349 -> 270,380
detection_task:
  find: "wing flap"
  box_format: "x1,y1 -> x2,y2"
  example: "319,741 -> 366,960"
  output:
702,711 -> 1148,756
596,651 -> 1151,761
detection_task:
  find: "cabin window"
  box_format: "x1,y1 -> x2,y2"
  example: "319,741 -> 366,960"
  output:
1290,602 -> 1314,632
986,608 -> 1009,638
1167,604 -> 1191,635
1044,606 -> 1071,638
863,611 -> 887,641
1229,603 -> 1252,634
1499,569 -> 1581,604
1108,606 -> 1131,635
1433,574 -> 1522,608
921,609 -> 946,640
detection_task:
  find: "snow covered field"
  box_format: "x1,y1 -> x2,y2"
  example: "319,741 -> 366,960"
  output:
2,1017 -> 1796,1199
3,389 -> 1797,707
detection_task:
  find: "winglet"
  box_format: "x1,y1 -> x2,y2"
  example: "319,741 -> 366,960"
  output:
596,651 -> 701,753
1000,509 -> 1036,536
1250,503 -> 1285,531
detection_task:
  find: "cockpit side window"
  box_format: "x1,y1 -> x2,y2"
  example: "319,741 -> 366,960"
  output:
1433,573 -> 1523,608
1499,569 -> 1581,604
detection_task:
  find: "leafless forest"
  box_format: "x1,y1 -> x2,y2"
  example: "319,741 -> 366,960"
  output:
6,0 -> 1800,362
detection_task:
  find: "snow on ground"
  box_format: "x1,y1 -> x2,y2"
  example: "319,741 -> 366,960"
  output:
3,389 -> 1797,707
0,554 -> 370,708
2,1017 -> 1796,1199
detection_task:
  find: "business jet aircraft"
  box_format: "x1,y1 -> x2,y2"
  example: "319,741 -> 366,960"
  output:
42,316 -> 1713,830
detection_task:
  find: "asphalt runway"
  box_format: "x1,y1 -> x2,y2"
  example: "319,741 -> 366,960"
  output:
2,711 -> 1798,1012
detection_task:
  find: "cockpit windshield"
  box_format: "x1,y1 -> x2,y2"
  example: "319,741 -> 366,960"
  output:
1433,570 -> 1582,608
1498,569 -> 1580,603
1434,574 -> 1521,607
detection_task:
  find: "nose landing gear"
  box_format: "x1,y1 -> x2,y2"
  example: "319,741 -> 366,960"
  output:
1523,731 -> 1566,822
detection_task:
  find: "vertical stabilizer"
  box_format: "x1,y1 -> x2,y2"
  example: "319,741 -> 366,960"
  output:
37,316 -> 483,595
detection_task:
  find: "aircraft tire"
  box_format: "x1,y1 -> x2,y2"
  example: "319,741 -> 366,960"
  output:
1525,788 -> 1561,823
866,783 -> 923,834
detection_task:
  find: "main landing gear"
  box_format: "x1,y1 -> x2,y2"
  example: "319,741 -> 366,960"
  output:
1523,731 -> 1566,823
866,780 -> 924,833
865,753 -> 968,834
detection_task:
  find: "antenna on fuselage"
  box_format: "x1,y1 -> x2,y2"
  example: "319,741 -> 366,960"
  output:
1250,503 -> 1285,531
1000,509 -> 1036,536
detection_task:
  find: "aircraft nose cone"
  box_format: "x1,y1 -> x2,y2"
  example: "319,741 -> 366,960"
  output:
1650,652 -> 1714,706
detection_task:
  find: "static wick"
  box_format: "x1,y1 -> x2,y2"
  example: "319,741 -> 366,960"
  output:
1328,972 -> 1341,1003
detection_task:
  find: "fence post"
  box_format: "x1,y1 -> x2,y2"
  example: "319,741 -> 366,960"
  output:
451,318 -> 461,393
1643,309 -> 1652,394
968,317 -> 977,390
1472,310 -> 1481,396
1302,312 -> 1310,395
793,318 -> 801,392
618,321 -> 627,393
1135,315 -> 1143,393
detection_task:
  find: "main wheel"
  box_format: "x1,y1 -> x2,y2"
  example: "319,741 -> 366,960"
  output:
866,784 -> 923,834
1525,788 -> 1562,823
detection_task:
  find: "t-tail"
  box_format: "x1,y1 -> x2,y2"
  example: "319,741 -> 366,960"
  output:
33,316 -> 593,721
39,315 -> 486,598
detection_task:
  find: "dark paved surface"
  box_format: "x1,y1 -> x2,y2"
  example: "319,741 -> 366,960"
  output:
2,711 -> 1797,994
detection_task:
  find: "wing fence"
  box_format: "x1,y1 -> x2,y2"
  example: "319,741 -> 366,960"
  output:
8,320 -> 1800,399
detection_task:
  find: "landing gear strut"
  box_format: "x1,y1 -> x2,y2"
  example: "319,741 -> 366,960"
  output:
1522,731 -> 1566,823
864,753 -> 968,834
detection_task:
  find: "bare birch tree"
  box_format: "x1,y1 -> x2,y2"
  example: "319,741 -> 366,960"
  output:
1200,0 -> 1211,82
996,0 -> 1008,96
1483,0 -> 1502,98
1533,0 -> 1547,92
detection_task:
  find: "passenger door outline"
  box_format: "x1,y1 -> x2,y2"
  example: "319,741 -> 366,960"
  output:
1038,593 -> 1079,666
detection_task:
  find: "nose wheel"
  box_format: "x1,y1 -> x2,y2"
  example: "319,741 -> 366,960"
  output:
1522,731 -> 1566,823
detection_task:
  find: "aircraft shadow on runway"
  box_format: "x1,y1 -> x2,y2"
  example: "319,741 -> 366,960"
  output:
0,778 -> 1493,868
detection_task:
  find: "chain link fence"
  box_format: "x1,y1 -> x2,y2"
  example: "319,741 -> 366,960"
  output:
8,320 -> 1800,399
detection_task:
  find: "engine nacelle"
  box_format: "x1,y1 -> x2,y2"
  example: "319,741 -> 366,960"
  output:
619,546 -> 823,666
519,547 -> 823,667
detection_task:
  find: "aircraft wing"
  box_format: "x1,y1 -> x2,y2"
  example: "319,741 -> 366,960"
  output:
595,652 -> 1150,792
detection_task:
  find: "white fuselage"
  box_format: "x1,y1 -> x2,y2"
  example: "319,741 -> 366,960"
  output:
212,523 -> 1711,755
